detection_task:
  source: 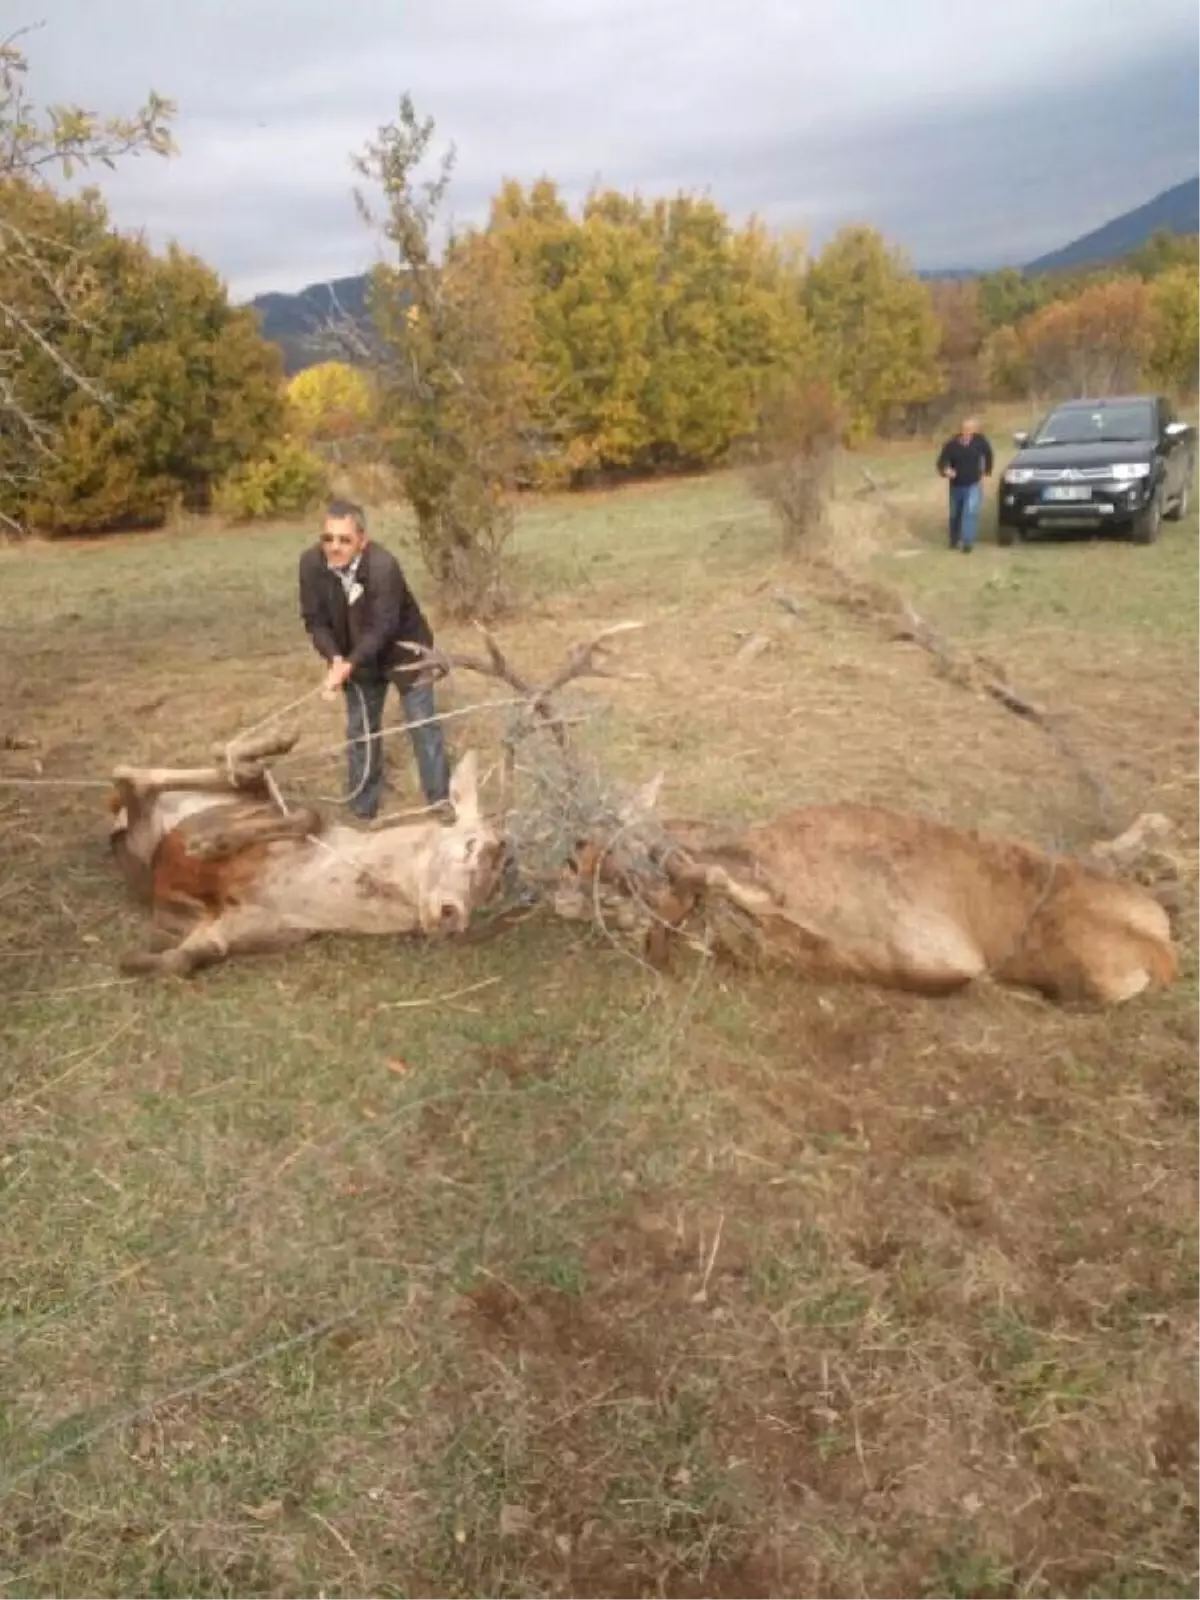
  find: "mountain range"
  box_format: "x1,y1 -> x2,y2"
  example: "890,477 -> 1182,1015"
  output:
1024,176 -> 1197,273
248,175 -> 1200,374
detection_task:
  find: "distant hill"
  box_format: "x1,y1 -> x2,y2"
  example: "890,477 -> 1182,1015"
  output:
247,273 -> 376,375
1022,176 -> 1198,274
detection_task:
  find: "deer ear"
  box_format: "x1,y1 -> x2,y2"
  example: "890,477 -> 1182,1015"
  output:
449,750 -> 480,820
620,771 -> 664,823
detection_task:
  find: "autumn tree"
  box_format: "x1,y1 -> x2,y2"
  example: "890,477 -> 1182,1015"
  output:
1009,276 -> 1152,399
927,278 -> 985,413
639,198 -> 811,469
803,226 -> 942,442
1147,265 -> 1199,396
287,360 -> 376,447
980,324 -> 1030,402
487,179 -> 812,479
347,98 -> 539,616
0,25 -> 174,529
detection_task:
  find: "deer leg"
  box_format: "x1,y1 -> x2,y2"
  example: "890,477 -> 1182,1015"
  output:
211,729 -> 299,766
111,762 -> 272,803
644,890 -> 697,970
120,906 -> 310,979
182,805 -> 323,860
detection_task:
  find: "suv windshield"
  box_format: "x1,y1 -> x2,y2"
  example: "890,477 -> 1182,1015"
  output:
1032,402 -> 1154,446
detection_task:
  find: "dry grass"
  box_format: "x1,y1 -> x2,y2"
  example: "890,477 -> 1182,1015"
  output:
0,441 -> 1196,1598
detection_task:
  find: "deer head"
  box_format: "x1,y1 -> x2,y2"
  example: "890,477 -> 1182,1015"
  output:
415,750 -> 507,935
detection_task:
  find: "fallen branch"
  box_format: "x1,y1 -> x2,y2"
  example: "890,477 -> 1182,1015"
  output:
782,549 -> 1118,831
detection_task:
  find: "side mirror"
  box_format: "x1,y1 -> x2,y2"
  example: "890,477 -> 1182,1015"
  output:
1164,420 -> 1188,439
1012,431 -> 1029,447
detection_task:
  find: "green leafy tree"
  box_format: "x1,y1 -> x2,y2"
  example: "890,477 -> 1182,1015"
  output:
977,266 -> 1049,333
1147,265 -> 1199,396
0,25 -> 174,528
214,437 -> 329,522
4,179 -> 285,532
349,98 -> 540,616
1127,229 -> 1200,282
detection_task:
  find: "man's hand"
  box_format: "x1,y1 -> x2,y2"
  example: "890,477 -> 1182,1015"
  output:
322,657 -> 354,699
943,466 -> 956,479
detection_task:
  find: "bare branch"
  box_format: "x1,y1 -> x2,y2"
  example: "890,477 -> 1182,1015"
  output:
396,621 -> 646,746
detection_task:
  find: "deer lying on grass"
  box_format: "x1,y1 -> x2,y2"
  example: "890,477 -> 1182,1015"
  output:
560,780 -> 1180,1007
105,622 -> 635,979
108,733 -> 505,977
399,624 -> 1178,1008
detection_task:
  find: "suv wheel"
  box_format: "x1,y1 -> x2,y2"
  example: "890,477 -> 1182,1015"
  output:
1131,489 -> 1162,545
997,523 -> 1018,547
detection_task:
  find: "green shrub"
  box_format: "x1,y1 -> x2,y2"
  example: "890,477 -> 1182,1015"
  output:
214,437 -> 329,522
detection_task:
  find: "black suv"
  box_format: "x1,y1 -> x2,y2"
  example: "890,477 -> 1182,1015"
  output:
996,394 -> 1195,546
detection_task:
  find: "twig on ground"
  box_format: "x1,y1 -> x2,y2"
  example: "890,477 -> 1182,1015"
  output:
376,976 -> 501,1010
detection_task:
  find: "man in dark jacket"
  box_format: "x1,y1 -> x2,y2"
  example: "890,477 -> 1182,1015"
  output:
936,416 -> 994,552
299,498 -> 450,818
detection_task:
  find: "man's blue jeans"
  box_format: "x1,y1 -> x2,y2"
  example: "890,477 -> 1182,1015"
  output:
344,676 -> 451,818
949,482 -> 982,549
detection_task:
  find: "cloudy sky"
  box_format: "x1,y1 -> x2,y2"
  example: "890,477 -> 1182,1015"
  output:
24,0 -> 1200,302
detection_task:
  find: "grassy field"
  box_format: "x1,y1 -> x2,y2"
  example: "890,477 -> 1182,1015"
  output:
1,437 -> 1197,1598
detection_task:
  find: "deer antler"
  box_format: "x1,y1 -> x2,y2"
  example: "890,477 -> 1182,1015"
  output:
396,622 -> 646,745
535,621 -> 648,702
395,621 -> 646,819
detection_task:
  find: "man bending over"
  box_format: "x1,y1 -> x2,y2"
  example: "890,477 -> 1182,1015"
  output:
299,498 -> 450,819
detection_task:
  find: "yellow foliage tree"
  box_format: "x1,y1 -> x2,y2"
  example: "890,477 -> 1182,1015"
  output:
981,324 -> 1030,401
286,361 -> 375,443
803,226 -> 942,442
1147,266 -> 1199,397
487,180 -> 812,478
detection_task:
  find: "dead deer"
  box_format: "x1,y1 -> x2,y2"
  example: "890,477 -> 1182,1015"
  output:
108,731 -> 505,977
562,778 -> 1180,1007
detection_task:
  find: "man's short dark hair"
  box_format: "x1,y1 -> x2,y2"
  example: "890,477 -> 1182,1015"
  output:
326,497 -> 366,531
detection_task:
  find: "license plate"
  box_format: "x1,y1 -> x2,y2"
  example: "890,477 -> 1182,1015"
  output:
1043,484 -> 1091,502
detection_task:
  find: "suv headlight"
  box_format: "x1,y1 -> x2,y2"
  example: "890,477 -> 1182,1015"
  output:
1110,462 -> 1151,480
1004,468 -> 1034,484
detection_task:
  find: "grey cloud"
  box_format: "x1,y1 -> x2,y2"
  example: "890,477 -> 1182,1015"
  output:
20,0 -> 1200,298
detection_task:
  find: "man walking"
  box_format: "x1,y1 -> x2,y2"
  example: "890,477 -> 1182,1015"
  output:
299,498 -> 450,819
936,416 -> 994,552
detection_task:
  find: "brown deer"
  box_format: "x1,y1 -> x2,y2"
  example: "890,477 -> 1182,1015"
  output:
107,622 -> 643,979
559,777 -> 1180,1006
108,731 -> 505,977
